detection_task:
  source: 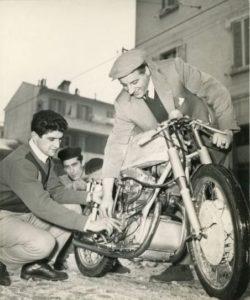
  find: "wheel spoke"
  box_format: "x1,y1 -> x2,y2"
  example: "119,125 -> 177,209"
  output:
192,177 -> 236,288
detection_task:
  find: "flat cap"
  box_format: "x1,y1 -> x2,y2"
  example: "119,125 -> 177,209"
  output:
109,48 -> 147,79
58,147 -> 82,162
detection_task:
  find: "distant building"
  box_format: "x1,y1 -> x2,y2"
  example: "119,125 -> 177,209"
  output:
4,79 -> 115,162
135,0 -> 249,196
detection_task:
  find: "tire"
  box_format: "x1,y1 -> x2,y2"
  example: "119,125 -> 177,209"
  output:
74,205 -> 116,277
74,246 -> 116,277
188,164 -> 249,300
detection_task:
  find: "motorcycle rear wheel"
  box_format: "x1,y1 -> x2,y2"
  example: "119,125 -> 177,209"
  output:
189,164 -> 249,300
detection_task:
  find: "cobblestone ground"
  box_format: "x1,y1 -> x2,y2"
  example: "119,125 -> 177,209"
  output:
0,254 -> 249,300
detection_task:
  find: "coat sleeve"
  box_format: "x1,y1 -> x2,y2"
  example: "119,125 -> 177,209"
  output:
7,159 -> 88,231
102,92 -> 135,178
175,57 -> 239,131
59,174 -> 74,189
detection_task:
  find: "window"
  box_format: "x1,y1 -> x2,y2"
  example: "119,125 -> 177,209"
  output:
106,110 -> 114,118
232,17 -> 249,70
159,0 -> 179,18
85,135 -> 107,154
49,98 -> 65,115
77,104 -> 93,121
65,102 -> 75,118
159,43 -> 186,61
162,0 -> 177,7
235,124 -> 249,147
37,100 -> 43,111
160,48 -> 177,60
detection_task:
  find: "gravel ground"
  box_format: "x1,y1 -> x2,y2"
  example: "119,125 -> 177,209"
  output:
0,254 -> 249,300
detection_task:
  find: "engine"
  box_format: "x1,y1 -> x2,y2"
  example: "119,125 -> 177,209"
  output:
118,167 -> 155,211
112,167 -> 184,261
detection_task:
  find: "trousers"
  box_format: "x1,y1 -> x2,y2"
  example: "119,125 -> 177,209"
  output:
0,204 -> 81,267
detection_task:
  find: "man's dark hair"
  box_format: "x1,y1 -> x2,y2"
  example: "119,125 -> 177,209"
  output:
31,110 -> 68,137
137,63 -> 147,75
58,147 -> 83,163
85,158 -> 103,175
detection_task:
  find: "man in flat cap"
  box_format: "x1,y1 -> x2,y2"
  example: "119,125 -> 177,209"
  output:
100,48 -> 239,282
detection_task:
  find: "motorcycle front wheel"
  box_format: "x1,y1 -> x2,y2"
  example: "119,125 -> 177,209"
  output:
189,164 -> 249,300
74,246 -> 116,277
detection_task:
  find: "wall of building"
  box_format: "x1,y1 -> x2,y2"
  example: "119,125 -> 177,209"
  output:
136,0 -> 248,84
4,80 -> 114,161
135,0 -> 249,196
4,83 -> 40,143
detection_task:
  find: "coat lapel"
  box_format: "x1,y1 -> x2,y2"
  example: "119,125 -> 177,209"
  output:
148,60 -> 176,114
129,96 -> 158,131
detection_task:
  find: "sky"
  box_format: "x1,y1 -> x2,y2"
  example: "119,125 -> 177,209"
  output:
0,0 -> 136,123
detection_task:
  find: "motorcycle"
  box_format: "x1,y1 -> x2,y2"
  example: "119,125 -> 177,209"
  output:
73,113 -> 249,300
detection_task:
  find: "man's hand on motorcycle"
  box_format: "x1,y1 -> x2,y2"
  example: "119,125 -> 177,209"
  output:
212,130 -> 233,149
91,189 -> 103,205
73,179 -> 88,191
85,217 -> 121,236
99,196 -> 113,217
169,109 -> 183,120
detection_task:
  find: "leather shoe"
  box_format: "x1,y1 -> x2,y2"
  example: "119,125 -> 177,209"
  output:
0,261 -> 11,286
21,262 -> 68,281
111,260 -> 130,274
150,264 -> 193,282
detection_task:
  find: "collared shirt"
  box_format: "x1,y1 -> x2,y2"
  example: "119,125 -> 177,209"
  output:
148,76 -> 185,107
29,139 -> 48,164
147,77 -> 155,99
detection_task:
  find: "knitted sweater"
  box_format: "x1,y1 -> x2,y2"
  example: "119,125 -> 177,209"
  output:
0,144 -> 89,231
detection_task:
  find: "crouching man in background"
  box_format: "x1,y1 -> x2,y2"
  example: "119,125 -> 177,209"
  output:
57,147 -> 130,274
0,110 -> 120,286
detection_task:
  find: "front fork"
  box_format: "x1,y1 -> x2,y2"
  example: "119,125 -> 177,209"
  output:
165,128 -> 210,239
168,147 -> 201,237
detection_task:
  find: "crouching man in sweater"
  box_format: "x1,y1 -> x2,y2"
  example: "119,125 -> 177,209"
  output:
0,110 -> 120,286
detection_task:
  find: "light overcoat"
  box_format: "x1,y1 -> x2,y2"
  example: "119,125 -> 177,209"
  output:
102,58 -> 239,178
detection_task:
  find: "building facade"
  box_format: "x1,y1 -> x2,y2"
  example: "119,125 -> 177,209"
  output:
0,122 -> 4,138
4,79 -> 114,162
135,0 -> 249,196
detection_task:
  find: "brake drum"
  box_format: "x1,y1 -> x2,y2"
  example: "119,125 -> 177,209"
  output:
199,200 -> 226,266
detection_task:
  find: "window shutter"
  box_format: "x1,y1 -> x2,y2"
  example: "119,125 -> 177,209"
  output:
87,106 -> 93,121
168,0 -> 176,6
232,21 -> 242,67
77,104 -> 82,119
59,101 -> 65,115
244,18 -> 249,65
49,98 -> 54,110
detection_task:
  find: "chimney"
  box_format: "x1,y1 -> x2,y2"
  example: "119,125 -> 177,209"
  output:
75,88 -> 80,96
38,78 -> 47,86
57,80 -> 71,92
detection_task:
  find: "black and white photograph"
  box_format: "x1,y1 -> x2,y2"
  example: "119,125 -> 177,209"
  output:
0,0 -> 249,299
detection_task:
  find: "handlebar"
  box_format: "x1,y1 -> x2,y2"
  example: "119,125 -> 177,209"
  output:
192,120 -> 227,135
138,112 -> 227,147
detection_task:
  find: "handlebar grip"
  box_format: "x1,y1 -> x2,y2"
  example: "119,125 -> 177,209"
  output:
198,124 -> 228,136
